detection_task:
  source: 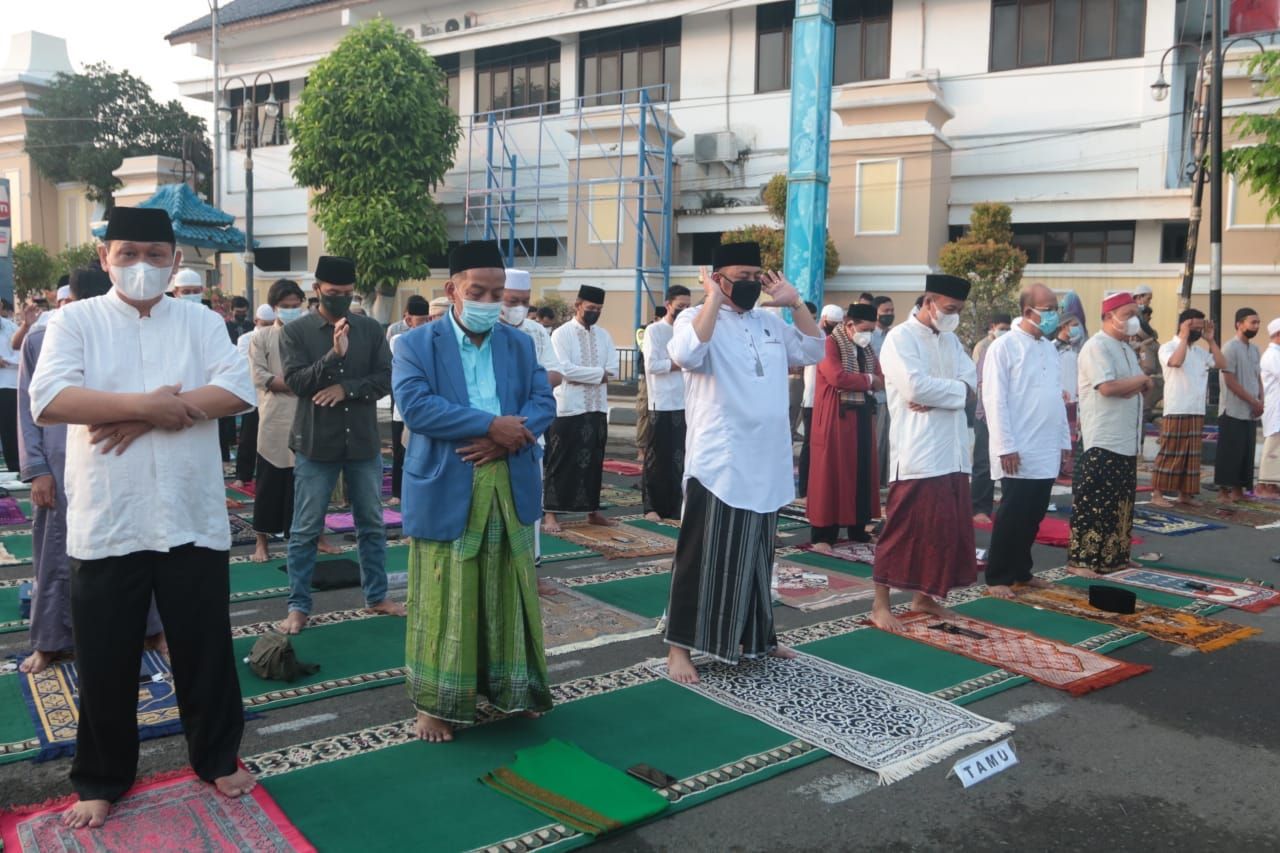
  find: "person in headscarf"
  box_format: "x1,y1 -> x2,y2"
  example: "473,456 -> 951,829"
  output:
1055,315 -> 1084,479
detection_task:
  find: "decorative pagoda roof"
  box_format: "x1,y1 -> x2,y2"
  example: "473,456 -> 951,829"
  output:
93,184 -> 254,253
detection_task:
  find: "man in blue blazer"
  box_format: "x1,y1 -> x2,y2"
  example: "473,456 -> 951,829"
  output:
393,240 -> 556,744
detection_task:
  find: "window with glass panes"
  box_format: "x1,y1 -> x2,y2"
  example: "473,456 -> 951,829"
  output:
475,40 -> 561,117
435,54 -> 460,115
580,20 -> 681,105
1009,221 -> 1135,263
990,0 -> 1145,71
755,0 -> 891,93
228,81 -> 291,148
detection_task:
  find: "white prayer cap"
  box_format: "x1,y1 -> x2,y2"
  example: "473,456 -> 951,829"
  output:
505,269 -> 531,291
256,304 -> 277,322
56,285 -> 72,302
821,304 -> 844,323
1269,318 -> 1280,337
1133,284 -> 1153,296
172,269 -> 203,289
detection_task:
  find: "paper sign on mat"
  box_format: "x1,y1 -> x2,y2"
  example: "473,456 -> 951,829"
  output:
950,739 -> 1017,788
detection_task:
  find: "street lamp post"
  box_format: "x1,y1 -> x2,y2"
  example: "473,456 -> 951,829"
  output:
218,72 -> 279,308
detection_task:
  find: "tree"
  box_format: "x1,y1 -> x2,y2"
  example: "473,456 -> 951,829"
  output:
722,174 -> 840,279
937,202 -> 1028,348
25,63 -> 210,206
55,243 -> 99,280
12,242 -> 57,299
1224,50 -> 1280,222
289,19 -> 460,322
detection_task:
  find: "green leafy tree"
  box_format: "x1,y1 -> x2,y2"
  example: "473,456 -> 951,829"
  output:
1224,50 -> 1280,222
721,173 -> 840,279
289,19 -> 460,322
54,243 -> 99,280
25,63 -> 210,206
938,202 -> 1028,348
12,242 -> 58,299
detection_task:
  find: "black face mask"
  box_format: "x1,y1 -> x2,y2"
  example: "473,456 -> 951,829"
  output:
670,307 -> 684,321
320,294 -> 353,318
727,280 -> 762,311
878,314 -> 894,328
581,309 -> 601,327
1244,329 -> 1258,339
1188,330 -> 1203,344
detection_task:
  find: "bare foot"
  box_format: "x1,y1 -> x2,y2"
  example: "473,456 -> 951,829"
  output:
912,593 -> 952,618
644,511 -> 661,522
415,711 -> 454,743
1150,496 -> 1175,509
768,645 -> 798,660
810,542 -> 833,555
252,535 -> 271,563
278,610 -> 308,634
19,649 -> 56,674
1177,498 -> 1198,508
543,512 -> 562,534
367,600 -> 407,617
230,480 -> 244,490
317,538 -> 341,555
1021,577 -> 1054,589
214,767 -> 256,798
144,632 -> 169,659
61,799 -> 110,829
666,646 -> 700,684
388,497 -> 400,506
588,512 -> 618,527
537,577 -> 559,597
870,605 -> 905,633
988,584 -> 1016,600
973,513 -> 993,525
1065,565 -> 1101,578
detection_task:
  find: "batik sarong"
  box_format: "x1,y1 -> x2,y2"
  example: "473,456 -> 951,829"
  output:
1152,414 -> 1204,495
874,473 -> 977,599
405,461 -> 552,723
641,410 -> 685,519
543,412 -> 608,513
1068,447 -> 1138,572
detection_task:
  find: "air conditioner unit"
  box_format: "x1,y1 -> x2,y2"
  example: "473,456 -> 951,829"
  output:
420,23 -> 438,36
464,12 -> 478,27
693,131 -> 737,165
574,0 -> 589,8
445,18 -> 460,31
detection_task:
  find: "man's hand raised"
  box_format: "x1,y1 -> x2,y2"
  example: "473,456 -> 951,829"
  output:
332,319 -> 350,358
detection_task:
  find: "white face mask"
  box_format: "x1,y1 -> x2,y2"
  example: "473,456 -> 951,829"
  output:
993,328 -> 1007,338
851,331 -> 872,348
934,311 -> 961,334
1124,315 -> 1142,336
277,306 -> 305,323
179,293 -> 203,303
501,304 -> 529,326
112,262 -> 174,301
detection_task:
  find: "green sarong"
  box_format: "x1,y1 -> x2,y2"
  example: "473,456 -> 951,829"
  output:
405,461 -> 552,723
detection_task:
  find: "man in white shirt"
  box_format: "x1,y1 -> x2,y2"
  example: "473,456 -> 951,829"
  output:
663,242 -> 824,684
29,207 -> 257,828
981,284 -> 1072,598
873,274 -> 979,632
1151,308 -> 1226,508
1256,318 -> 1280,498
0,300 -> 19,472
543,285 -> 618,533
641,285 -> 691,521
1215,307 -> 1264,504
170,268 -> 205,302
1067,292 -> 1150,577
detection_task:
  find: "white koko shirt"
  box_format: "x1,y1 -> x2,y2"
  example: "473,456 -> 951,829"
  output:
515,317 -> 562,377
982,325 -> 1072,481
671,303 -> 824,513
1158,339 -> 1215,416
550,318 -> 618,417
30,290 -> 256,560
642,318 -> 684,411
880,314 -> 978,482
1261,343 -> 1280,438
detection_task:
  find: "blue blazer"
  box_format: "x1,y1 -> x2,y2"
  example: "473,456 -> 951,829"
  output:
392,319 -> 556,541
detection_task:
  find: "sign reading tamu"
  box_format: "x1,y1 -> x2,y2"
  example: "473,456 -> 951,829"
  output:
0,177 -> 13,302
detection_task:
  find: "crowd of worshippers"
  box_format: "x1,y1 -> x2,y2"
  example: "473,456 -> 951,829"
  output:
12,204 -> 1279,830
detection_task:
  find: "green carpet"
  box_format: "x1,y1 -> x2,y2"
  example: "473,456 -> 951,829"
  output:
541,535 -> 600,563
260,678 -> 824,852
782,550 -> 874,579
0,675 -> 39,765
0,534 -> 33,564
229,547 -> 410,602
0,584 -> 28,633
574,573 -> 671,620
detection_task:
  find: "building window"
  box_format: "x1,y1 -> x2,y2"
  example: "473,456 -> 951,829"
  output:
1010,221 -> 1135,263
1229,176 -> 1277,228
228,81 -> 291,148
1160,221 -> 1189,263
254,247 -> 297,272
476,40 -> 561,117
434,54 -> 460,114
755,0 -> 892,94
515,237 -> 560,258
854,158 -> 901,235
588,183 -> 622,244
580,20 -> 681,106
990,0 -> 1146,72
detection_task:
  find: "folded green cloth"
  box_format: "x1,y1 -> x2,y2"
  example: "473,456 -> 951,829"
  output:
480,738 -> 670,835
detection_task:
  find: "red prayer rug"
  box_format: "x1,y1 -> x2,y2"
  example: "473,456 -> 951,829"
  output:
974,516 -> 1141,549
0,770 -> 314,852
602,459 -> 643,477
799,541 -> 876,565
1106,568 -> 1280,613
772,565 -> 875,611
889,611 -> 1151,696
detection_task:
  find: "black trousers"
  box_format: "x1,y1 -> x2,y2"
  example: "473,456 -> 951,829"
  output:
0,388 -> 18,472
1214,415 -> 1256,490
218,417 -> 236,463
391,420 -> 405,499
69,545 -> 243,803
234,411 -> 259,482
797,407 -> 813,498
985,477 -> 1054,587
971,418 -> 995,516
642,410 -> 686,519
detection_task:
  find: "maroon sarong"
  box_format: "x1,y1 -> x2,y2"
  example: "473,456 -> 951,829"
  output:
874,473 -> 977,598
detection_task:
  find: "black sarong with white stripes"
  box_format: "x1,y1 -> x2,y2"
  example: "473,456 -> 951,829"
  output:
664,478 -> 778,663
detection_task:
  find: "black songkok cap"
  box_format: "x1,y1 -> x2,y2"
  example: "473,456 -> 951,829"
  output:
1088,584 -> 1137,615
405,295 -> 430,316
577,285 -> 606,305
924,274 -> 971,301
68,268 -> 113,301
448,241 -> 504,276
104,207 -> 175,244
848,303 -> 877,323
713,241 -> 762,271
315,255 -> 356,285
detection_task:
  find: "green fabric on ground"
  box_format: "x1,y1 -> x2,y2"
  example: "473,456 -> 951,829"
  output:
0,586 -> 27,633
262,678 -> 821,852
1057,575 -> 1198,610
574,573 -> 671,620
0,535 -> 33,562
954,597 -> 1145,653
0,675 -> 39,765
782,550 -> 874,579
541,534 -> 600,563
482,738 -> 669,835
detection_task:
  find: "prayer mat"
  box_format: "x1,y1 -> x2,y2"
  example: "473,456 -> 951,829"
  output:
772,564 -> 875,612
0,578 -> 34,634
324,508 -> 403,532
601,459 -> 643,477
481,738 -> 670,835
1015,584 -> 1258,652
777,548 -> 874,580
552,521 -> 674,560
976,515 -> 1140,548
17,650 -> 183,762
229,513 -> 258,546
1138,499 -> 1278,529
0,540 -> 28,567
0,533 -> 32,564
539,533 -> 600,564
799,540 -> 877,565
226,485 -> 253,506
778,501 -> 809,521
0,498 -> 29,527
599,485 -> 643,509
889,611 -> 1151,696
1105,567 -> 1280,613
539,580 -> 657,655
0,770 -> 314,853
564,563 -> 673,620
649,652 -> 1013,784
1131,506 -> 1226,536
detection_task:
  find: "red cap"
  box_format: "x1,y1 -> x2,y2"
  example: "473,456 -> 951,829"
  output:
1101,292 -> 1134,318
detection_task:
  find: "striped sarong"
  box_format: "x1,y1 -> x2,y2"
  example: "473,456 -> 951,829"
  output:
664,478 -> 778,664
405,461 -> 552,724
1152,414 -> 1204,495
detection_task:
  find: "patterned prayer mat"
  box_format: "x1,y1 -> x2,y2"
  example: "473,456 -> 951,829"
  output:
0,533 -> 32,565
1138,500 -> 1279,529
649,653 -> 1013,784
539,534 -> 600,564
226,485 -> 254,506
564,563 -> 672,620
0,498 -> 29,527
891,611 -> 1151,696
553,522 -> 674,560
798,541 -> 877,565
1014,585 -> 1259,652
777,548 -> 874,580
778,502 -> 809,521
601,459 -> 643,477
976,515 -> 1142,548
539,581 -> 658,656
229,513 -> 258,546
0,541 -> 27,567
324,508 -> 403,533
1131,506 -> 1226,536
772,565 -> 875,612
0,771 -> 314,852
1105,568 -> 1280,613
599,485 -> 643,508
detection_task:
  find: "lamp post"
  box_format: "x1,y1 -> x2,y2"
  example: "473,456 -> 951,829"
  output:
218,72 -> 279,307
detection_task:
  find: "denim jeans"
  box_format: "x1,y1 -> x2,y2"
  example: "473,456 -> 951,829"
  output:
286,452 -> 387,614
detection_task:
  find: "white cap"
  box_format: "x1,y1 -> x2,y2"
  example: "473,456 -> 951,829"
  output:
1269,318 -> 1280,337
56,285 -> 72,302
1133,284 -> 1153,296
504,268 -> 531,291
173,269 -> 202,289
256,304 -> 277,322
821,304 -> 844,323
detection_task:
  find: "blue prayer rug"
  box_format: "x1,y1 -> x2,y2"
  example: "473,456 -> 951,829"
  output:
1131,507 -> 1226,536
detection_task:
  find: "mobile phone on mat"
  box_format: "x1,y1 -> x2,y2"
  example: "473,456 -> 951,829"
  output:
626,763 -> 678,788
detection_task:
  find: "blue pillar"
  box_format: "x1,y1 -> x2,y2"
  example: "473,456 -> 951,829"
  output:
782,0 -> 835,313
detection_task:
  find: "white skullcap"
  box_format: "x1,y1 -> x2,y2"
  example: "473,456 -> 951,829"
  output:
504,268 -> 531,291
1133,284 -> 1153,296
821,304 -> 844,323
1269,318 -> 1280,337
56,285 -> 72,302
256,304 -> 277,322
173,269 -> 203,289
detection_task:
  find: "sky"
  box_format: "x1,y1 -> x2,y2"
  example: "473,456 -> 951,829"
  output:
1,0 -> 217,126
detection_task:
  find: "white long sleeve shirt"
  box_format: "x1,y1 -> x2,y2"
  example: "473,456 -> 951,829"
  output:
0,317 -> 19,390
29,291 -> 256,560
516,317 -> 561,376
880,314 -> 977,482
982,325 -> 1072,481
1261,343 -> 1280,438
550,318 -> 617,417
642,318 -> 684,411
671,303 -> 824,513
